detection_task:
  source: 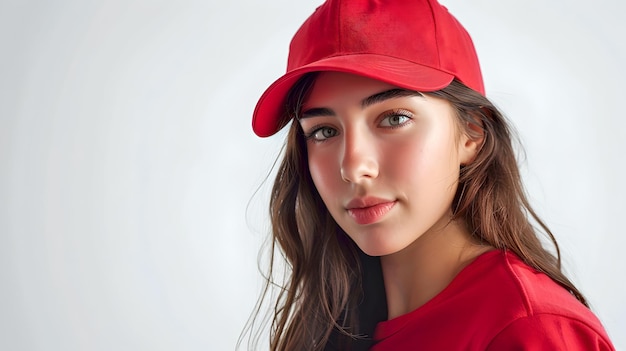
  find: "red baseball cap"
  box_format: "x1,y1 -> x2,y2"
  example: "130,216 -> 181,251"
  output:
252,0 -> 484,137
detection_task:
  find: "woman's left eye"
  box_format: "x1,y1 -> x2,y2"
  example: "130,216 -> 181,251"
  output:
379,111 -> 412,127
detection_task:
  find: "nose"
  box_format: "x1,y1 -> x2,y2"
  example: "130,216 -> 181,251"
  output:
340,129 -> 379,183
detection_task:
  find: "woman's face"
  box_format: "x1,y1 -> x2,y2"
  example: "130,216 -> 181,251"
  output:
299,72 -> 479,256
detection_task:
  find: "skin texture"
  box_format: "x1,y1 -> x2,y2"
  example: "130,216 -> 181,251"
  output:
299,72 -> 490,319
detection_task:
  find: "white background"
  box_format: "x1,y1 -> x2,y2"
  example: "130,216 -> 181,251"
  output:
1,0 -> 624,350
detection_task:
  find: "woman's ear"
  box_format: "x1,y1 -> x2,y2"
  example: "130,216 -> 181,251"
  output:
459,112 -> 485,165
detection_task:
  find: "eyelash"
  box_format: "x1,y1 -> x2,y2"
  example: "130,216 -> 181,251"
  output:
379,109 -> 413,128
304,125 -> 336,142
303,109 -> 414,142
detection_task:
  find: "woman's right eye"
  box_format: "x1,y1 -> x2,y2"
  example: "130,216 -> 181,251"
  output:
307,126 -> 338,141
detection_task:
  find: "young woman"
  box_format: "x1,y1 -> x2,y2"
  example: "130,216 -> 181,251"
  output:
246,0 -> 615,350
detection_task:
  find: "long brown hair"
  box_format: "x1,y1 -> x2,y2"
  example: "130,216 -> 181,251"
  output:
243,73 -> 587,351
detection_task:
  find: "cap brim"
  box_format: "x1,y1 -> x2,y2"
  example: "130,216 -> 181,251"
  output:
252,54 -> 454,137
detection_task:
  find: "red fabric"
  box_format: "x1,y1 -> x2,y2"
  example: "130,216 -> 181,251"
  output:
252,0 -> 485,137
371,250 -> 615,350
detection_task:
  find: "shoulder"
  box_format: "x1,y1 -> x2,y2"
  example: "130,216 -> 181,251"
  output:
486,313 -> 615,350
372,250 -> 614,350
480,251 -> 614,350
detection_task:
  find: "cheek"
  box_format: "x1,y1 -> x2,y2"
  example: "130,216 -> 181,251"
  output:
308,151 -> 339,196
387,134 -> 460,192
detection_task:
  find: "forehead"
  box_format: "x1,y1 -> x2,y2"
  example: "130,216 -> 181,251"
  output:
303,71 -> 399,108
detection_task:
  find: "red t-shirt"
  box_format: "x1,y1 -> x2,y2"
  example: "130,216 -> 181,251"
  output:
372,250 -> 615,350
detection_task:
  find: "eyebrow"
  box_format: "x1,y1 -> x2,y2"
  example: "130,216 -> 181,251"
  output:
362,88 -> 424,108
300,88 -> 424,119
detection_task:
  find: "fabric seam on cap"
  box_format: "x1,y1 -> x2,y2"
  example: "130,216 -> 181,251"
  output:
311,52 -> 444,74
337,0 -> 342,53
426,0 -> 441,69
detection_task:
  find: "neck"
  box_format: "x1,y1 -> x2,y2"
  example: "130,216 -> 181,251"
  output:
380,216 -> 491,320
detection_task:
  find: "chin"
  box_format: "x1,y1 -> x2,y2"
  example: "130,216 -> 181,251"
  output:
355,241 -> 402,257
342,225 -> 405,257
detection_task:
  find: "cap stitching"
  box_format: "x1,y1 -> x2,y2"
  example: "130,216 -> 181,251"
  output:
426,0 -> 441,68
316,52 -> 448,75
336,0 -> 343,53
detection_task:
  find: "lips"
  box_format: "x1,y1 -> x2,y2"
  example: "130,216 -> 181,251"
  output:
346,197 -> 396,225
